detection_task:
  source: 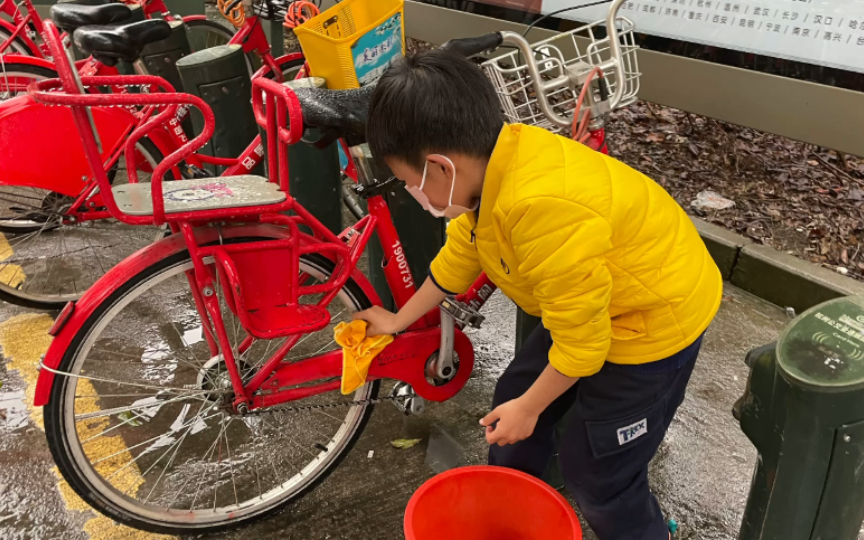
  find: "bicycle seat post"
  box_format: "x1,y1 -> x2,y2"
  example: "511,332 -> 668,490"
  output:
349,145 -> 377,186
132,58 -> 149,75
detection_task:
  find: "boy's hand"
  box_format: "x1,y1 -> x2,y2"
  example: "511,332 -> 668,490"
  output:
480,398 -> 540,446
352,306 -> 401,336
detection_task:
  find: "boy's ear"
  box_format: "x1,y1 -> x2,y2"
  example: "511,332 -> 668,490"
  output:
425,154 -> 455,179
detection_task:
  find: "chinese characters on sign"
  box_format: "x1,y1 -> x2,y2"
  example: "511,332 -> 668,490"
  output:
540,0 -> 864,73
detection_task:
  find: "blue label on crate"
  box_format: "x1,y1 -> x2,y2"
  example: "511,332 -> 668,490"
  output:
352,12 -> 403,86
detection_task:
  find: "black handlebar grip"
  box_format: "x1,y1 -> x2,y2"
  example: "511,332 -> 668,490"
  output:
440,32 -> 503,58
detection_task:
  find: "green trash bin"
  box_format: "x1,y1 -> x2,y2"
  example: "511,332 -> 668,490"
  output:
139,20 -> 191,91
735,296 -> 864,540
176,44 -> 260,175
281,78 -> 343,235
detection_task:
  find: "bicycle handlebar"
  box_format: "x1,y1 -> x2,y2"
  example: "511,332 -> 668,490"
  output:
441,32 -> 503,58
492,0 -> 628,129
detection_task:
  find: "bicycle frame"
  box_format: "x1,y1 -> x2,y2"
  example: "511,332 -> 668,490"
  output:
31,20 -> 495,413
0,0 -> 46,57
0,13 -> 296,224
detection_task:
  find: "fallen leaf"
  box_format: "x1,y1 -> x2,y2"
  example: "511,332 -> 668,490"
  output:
117,411 -> 143,427
390,438 -> 422,449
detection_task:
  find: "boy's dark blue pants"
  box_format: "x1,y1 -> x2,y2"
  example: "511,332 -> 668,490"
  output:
489,324 -> 703,540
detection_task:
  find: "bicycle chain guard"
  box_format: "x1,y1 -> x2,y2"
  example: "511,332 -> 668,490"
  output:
255,326 -> 475,408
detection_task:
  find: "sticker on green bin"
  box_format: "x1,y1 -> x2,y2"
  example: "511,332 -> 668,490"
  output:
777,296 -> 864,389
352,12 -> 403,86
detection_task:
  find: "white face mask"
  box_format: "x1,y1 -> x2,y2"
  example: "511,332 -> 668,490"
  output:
404,155 -> 479,219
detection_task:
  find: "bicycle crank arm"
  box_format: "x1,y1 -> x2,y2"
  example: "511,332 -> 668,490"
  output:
440,297 -> 485,329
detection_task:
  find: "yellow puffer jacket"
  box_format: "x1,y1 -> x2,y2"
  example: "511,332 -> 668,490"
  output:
429,124 -> 722,377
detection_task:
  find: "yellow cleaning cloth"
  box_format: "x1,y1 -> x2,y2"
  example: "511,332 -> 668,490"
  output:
334,320 -> 394,395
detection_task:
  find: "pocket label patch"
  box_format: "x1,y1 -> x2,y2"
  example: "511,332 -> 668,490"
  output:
617,418 -> 648,445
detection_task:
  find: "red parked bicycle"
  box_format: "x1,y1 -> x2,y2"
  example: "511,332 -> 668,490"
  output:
0,0 -> 233,66
0,0 -> 303,309
31,0 -> 638,533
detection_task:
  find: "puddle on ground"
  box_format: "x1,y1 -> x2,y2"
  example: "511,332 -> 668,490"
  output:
0,389 -> 29,431
425,426 -> 465,474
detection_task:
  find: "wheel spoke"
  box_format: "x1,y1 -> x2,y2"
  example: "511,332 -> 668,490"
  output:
50,256 -> 375,529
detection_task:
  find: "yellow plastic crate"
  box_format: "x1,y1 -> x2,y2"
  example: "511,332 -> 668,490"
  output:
294,0 -> 405,90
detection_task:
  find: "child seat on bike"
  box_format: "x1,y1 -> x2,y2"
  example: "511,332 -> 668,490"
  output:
30,19 -> 367,340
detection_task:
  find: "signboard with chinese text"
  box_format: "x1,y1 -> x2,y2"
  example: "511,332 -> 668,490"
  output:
541,0 -> 864,73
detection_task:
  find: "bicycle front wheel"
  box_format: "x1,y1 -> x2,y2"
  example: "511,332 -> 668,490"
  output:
184,18 -> 234,53
0,139 -> 170,309
44,250 -> 378,534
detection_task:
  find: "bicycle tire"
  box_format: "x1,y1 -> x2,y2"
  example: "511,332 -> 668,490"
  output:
0,26 -> 38,57
0,138 -> 170,309
183,18 -> 235,53
0,60 -> 56,102
44,249 -> 379,534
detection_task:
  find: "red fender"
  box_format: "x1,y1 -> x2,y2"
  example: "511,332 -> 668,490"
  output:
0,95 -> 138,195
180,14 -> 208,22
33,223 -> 383,406
0,53 -> 55,71
0,18 -> 41,57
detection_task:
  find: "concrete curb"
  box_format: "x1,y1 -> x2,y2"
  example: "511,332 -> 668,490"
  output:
692,217 -> 864,313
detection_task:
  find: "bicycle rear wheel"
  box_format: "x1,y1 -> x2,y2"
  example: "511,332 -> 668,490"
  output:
0,60 -> 56,102
44,250 -> 378,534
0,27 -> 38,58
0,139 -> 171,309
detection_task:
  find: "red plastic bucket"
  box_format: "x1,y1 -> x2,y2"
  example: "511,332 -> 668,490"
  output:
404,465 -> 582,540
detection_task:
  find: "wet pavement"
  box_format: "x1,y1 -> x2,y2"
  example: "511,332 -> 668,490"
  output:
1,278 -> 846,540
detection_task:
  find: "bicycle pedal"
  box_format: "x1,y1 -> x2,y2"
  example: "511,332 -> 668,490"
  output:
440,298 -> 485,329
185,164 -> 213,179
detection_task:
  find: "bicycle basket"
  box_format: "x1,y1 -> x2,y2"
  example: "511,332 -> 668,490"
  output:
294,0 -> 405,89
481,17 -> 640,133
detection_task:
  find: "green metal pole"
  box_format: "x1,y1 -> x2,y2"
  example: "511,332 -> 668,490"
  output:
165,0 -> 204,18
736,296 -> 864,539
176,44 -> 260,175
139,20 -> 191,92
515,309 -> 541,352
282,78 -> 342,235
515,307 -> 565,489
262,17 -> 285,58
367,171 -> 444,311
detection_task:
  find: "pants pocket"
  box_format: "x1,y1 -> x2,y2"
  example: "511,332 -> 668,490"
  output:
584,398 -> 667,459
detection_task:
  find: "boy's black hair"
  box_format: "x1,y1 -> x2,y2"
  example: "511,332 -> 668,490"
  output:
366,48 -> 503,171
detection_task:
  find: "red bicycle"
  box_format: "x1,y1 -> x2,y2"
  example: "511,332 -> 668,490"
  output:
31,0 -> 637,533
0,1 -> 303,309
0,0 -> 233,66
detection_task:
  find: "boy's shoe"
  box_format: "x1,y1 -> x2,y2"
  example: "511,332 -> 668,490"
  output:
668,519 -> 679,538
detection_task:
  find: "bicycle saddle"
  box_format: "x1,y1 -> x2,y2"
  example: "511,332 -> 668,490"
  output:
51,3 -> 133,33
74,19 -> 172,66
292,84 -> 374,143
58,0 -> 113,6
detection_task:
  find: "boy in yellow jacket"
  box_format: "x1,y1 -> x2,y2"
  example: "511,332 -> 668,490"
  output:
355,49 -> 722,539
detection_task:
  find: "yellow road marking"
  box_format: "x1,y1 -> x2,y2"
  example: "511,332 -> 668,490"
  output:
0,232 -> 25,288
0,313 -> 176,540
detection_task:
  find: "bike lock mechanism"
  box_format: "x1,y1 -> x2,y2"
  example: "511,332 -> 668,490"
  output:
736,296 -> 864,539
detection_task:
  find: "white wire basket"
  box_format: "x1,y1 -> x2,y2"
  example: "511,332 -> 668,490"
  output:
481,17 -> 640,133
